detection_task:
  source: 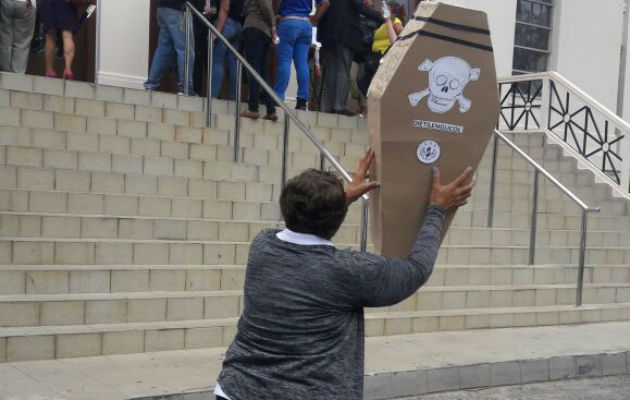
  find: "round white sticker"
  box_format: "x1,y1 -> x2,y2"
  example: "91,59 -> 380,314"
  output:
417,140 -> 441,164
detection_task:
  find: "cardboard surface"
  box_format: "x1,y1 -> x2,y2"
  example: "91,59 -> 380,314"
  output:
368,2 -> 500,258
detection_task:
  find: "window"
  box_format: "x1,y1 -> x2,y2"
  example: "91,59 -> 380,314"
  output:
512,0 -> 554,75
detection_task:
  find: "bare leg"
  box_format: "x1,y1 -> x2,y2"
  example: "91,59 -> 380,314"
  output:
61,30 -> 75,74
44,29 -> 57,74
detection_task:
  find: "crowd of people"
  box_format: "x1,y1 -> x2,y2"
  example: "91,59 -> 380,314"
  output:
148,0 -> 411,119
0,0 -> 95,78
1,0 -> 410,118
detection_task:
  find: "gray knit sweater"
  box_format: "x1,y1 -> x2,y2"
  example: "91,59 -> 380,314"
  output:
217,205 -> 446,399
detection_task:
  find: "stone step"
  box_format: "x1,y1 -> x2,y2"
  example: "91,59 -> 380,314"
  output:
0,212 -> 627,247
0,264 -> 246,295
0,165 -> 280,202
0,187 -> 289,221
426,264 -> 630,288
0,317 -> 238,361
1,237 -> 628,266
463,210 -> 630,231
0,147 -> 286,187
364,303 -> 630,336
0,289 -> 245,327
1,264 -> 628,295
0,213 -> 358,244
1,284 -> 628,329
1,303 -> 627,361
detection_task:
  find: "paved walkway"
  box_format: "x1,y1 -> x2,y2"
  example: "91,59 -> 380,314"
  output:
0,322 -> 628,400
398,375 -> 630,400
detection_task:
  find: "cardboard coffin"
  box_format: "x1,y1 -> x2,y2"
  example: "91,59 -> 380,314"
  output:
368,2 -> 500,258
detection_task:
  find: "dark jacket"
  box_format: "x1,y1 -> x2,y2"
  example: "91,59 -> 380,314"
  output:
243,0 -> 275,37
217,206 -> 446,400
317,0 -> 383,49
159,0 -> 187,10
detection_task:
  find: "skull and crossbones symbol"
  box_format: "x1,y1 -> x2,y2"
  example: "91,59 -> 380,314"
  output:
408,56 -> 481,114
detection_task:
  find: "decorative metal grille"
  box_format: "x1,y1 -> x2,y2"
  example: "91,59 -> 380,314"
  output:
498,80 -> 542,131
548,81 -> 624,184
498,73 -> 630,196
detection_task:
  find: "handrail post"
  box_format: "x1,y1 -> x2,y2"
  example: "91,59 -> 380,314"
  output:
319,151 -> 325,171
360,197 -> 369,252
233,61 -> 243,162
184,6 -> 191,96
620,129 -> 630,194
529,170 -> 539,266
540,75 -> 551,131
281,115 -> 290,189
487,133 -> 498,227
576,210 -> 589,306
206,30 -> 214,127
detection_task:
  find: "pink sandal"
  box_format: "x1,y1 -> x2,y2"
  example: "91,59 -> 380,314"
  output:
45,70 -> 57,78
62,70 -> 74,80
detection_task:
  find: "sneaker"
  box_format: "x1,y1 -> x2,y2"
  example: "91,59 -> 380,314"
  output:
262,113 -> 278,122
295,98 -> 307,111
241,110 -> 260,120
62,70 -> 74,80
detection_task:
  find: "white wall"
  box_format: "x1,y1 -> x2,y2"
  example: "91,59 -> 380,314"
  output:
623,9 -> 630,119
550,0 -> 624,111
435,0 -> 517,78
96,0 -> 152,89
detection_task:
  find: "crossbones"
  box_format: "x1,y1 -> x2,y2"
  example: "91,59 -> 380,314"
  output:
408,57 -> 481,114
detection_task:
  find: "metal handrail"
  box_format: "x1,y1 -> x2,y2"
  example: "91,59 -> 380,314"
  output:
182,2 -> 370,252
488,129 -> 600,306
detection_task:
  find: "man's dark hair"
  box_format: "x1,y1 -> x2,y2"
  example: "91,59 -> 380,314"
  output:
280,169 -> 348,240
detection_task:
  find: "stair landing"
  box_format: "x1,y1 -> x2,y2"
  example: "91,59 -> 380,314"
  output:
1,322 -> 628,400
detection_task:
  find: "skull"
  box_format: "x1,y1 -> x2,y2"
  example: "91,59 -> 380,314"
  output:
408,57 -> 481,114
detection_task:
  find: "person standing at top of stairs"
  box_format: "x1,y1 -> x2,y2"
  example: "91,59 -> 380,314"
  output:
239,0 -> 279,121
205,0 -> 244,100
144,0 -> 196,95
214,150 -> 475,400
0,0 -> 37,74
39,0 -> 83,80
273,0 -> 329,111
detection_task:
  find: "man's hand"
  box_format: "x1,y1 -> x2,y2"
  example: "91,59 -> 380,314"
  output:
429,167 -> 475,210
345,148 -> 381,204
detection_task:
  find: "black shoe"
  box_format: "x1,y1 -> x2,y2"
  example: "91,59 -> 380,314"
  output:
295,99 -> 307,111
335,109 -> 357,116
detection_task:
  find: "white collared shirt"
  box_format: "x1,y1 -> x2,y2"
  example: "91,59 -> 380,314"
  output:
16,0 -> 36,6
276,228 -> 334,246
214,229 -> 333,399
214,383 -> 231,399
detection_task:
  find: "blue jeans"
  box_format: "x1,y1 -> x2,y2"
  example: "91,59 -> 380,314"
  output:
273,19 -> 311,101
144,7 -> 194,94
212,17 -> 241,99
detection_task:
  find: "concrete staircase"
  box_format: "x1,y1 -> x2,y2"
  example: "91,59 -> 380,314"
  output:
0,72 -> 628,363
